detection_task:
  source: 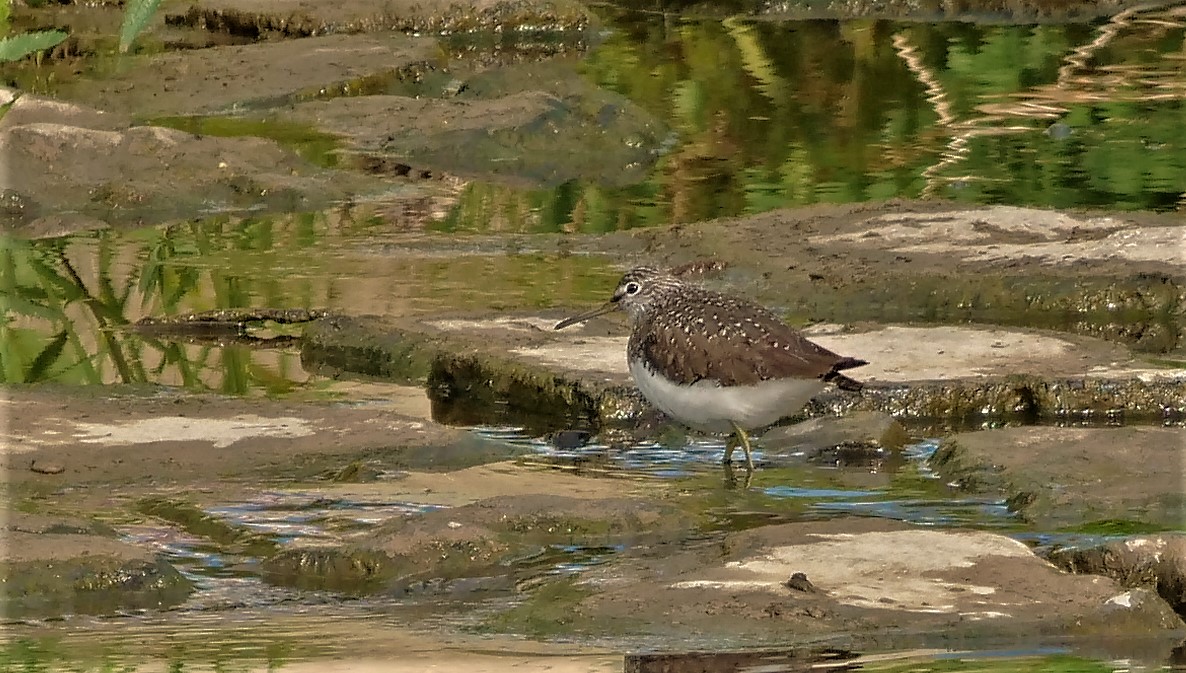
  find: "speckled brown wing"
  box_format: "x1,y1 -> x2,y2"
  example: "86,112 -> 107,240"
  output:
634,290 -> 866,388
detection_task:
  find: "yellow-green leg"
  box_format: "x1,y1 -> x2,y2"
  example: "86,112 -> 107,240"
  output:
723,421 -> 755,471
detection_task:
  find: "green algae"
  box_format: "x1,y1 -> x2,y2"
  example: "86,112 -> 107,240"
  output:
0,555 -> 193,620
1059,519 -> 1180,536
136,497 -> 278,557
481,575 -> 622,637
259,548 -> 399,595
149,116 -> 344,168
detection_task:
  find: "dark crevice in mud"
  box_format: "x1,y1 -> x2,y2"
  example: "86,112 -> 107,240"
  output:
1050,538 -> 1186,618
300,315 -> 605,435
132,308 -> 332,339
351,156 -> 437,179
427,354 -> 601,436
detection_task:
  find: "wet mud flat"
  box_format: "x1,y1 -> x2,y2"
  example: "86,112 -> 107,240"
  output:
4,0 -> 1186,669
5,199 -> 1186,664
3,380 -> 1186,668
5,196 -> 1186,671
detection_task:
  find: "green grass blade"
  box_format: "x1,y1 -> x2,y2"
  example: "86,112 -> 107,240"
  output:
118,0 -> 162,54
0,30 -> 67,62
25,330 -> 68,382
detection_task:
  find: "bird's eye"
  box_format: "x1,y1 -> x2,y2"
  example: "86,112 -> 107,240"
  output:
624,282 -> 641,295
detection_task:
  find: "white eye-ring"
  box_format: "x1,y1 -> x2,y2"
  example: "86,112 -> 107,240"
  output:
624,281 -> 642,295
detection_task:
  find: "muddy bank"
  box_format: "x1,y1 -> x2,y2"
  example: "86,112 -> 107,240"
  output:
1,384 -> 685,618
4,381 -> 1185,655
929,426 -> 1186,530
4,38 -> 664,231
1,384 -> 467,489
54,33 -> 437,118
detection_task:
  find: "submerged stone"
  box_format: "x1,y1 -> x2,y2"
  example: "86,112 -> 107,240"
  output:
259,548 -> 399,595
260,493 -> 698,595
1,513 -> 193,619
281,60 -> 667,188
761,410 -> 909,462
929,426 -> 1186,529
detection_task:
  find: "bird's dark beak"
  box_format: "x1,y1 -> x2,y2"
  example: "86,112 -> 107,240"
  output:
554,300 -> 619,330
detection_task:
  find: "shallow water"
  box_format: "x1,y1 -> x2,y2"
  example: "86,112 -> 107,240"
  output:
6,9 -> 1186,390
98,430 -> 1120,626
4,6 -> 1186,672
429,6 -> 1186,232
6,425 -> 1181,671
0,217 -> 618,391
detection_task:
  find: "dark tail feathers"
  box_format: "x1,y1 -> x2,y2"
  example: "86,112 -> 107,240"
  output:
823,356 -> 868,392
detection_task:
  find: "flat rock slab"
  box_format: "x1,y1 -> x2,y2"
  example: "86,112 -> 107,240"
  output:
815,206 -> 1186,268
0,93 -> 394,230
55,33 -> 437,117
302,313 -> 1186,429
521,320 -> 1177,384
0,385 -> 470,487
281,63 -> 666,186
530,518 -> 1184,648
573,202 -> 1184,354
930,426 -> 1186,529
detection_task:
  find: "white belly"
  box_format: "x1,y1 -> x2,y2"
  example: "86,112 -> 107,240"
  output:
628,359 -> 825,433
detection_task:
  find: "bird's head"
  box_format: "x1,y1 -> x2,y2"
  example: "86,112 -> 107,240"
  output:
554,266 -> 680,329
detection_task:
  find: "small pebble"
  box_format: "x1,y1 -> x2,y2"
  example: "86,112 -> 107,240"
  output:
785,572 -> 818,593
29,460 -> 65,475
551,430 -> 591,450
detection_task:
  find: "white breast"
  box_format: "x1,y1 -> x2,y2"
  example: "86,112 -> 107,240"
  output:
628,359 -> 825,433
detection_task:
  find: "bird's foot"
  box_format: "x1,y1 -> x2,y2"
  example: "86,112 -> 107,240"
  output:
721,462 -> 754,490
728,421 -> 756,472
722,436 -> 736,466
